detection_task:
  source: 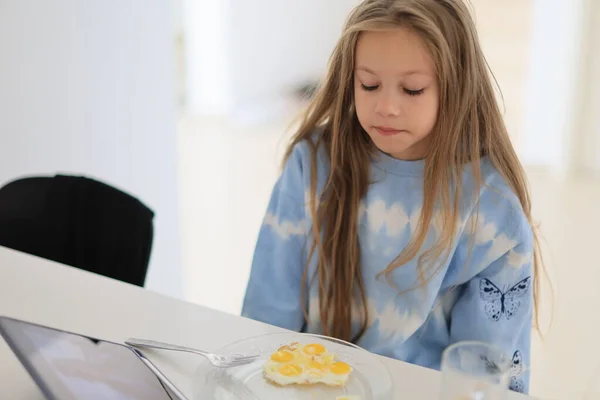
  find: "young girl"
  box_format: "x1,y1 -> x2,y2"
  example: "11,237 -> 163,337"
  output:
242,0 -> 542,394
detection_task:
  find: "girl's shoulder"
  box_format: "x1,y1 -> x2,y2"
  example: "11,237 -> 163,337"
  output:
476,158 -> 523,207
283,129 -> 330,175
287,126 -> 327,154
463,157 -> 532,242
278,130 -> 330,194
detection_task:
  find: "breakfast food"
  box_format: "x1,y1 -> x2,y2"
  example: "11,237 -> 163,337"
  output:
262,342 -> 353,387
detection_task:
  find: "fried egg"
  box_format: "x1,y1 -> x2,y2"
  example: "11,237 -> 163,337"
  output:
262,342 -> 353,387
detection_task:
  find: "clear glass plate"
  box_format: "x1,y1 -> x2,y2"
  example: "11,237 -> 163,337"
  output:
192,332 -> 394,400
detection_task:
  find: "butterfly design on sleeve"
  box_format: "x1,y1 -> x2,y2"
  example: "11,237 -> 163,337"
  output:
479,276 -> 531,322
509,350 -> 525,393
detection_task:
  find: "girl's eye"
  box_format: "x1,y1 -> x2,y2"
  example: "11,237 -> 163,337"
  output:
360,84 -> 379,92
404,88 -> 425,96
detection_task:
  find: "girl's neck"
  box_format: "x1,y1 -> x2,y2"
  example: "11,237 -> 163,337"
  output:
372,150 -> 425,176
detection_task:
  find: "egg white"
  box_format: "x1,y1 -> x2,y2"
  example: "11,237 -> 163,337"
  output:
262,343 -> 353,387
263,359 -> 353,386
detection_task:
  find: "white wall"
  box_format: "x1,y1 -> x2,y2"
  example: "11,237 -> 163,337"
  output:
227,0 -> 356,111
520,0 -> 589,174
182,0 -> 233,116
470,0 -> 534,151
182,0 -> 360,119
0,0 -> 183,299
575,0 -> 600,173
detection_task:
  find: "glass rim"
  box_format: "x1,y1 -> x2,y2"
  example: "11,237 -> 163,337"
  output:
441,340 -> 511,377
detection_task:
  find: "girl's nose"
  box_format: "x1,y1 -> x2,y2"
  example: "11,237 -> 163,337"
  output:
374,90 -> 401,117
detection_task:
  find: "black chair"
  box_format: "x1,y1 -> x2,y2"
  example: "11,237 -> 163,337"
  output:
0,174 -> 154,287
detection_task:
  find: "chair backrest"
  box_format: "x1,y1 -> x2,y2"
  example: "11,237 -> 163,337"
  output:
0,175 -> 154,286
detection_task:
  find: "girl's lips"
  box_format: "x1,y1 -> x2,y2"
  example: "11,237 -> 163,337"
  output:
374,126 -> 405,136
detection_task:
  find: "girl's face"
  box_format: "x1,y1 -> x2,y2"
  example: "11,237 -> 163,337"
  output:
354,28 -> 439,160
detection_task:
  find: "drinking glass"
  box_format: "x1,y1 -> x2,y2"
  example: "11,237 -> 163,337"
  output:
439,341 -> 511,400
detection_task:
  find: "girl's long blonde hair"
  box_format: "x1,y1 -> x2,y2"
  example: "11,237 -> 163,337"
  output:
284,0 -> 545,343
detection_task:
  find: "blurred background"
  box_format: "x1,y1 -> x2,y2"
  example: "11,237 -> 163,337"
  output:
1,0 -> 599,398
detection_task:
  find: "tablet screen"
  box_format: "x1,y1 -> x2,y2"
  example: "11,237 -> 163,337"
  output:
0,317 -> 180,400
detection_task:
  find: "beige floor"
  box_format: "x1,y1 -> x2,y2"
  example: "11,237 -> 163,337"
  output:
177,108 -> 600,400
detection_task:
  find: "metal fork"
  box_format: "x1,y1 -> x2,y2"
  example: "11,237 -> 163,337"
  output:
125,338 -> 259,368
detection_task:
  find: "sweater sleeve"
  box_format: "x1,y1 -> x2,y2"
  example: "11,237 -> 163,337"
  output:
241,143 -> 309,331
449,212 -> 534,395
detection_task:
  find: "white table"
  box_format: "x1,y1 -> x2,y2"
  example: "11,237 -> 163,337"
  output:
0,246 -> 530,399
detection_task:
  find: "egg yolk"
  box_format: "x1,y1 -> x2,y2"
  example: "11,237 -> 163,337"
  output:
309,360 -> 328,372
303,343 -> 326,356
330,361 -> 352,375
278,363 -> 303,376
270,350 -> 294,363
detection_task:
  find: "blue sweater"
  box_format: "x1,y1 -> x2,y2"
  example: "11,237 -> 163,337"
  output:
242,139 -> 533,393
